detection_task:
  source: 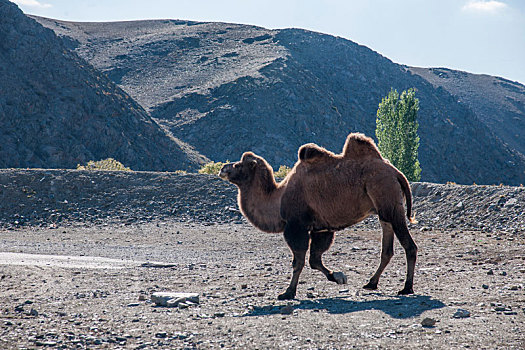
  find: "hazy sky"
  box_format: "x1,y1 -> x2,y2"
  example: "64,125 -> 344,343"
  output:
11,0 -> 525,84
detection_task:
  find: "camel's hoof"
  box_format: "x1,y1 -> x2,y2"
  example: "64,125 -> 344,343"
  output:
362,282 -> 378,290
397,287 -> 414,295
278,291 -> 296,300
333,272 -> 347,285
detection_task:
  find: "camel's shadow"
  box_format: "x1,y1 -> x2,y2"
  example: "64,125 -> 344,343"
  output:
244,294 -> 445,319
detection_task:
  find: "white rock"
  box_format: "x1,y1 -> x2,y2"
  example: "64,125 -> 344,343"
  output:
453,309 -> 470,318
504,198 -> 517,207
151,292 -> 200,307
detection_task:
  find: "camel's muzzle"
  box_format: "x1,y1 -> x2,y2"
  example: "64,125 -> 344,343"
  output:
218,163 -> 234,179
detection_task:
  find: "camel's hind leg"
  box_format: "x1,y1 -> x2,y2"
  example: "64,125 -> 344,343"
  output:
310,231 -> 347,284
363,220 -> 394,290
392,215 -> 417,295
366,178 -> 418,294
279,220 -> 309,300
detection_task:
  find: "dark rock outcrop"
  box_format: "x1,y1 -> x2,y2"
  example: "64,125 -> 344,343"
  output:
0,1 -> 205,171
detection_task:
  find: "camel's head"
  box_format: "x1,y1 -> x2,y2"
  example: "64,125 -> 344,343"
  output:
218,152 -> 270,186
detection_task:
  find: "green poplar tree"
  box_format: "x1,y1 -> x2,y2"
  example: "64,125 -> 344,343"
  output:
376,88 -> 421,181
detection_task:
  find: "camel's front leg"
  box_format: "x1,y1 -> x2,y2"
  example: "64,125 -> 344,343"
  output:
278,250 -> 306,300
279,221 -> 309,300
310,231 -> 347,284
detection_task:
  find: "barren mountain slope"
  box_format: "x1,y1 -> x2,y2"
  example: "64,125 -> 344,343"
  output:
409,67 -> 525,156
0,1 -> 205,171
34,16 -> 525,185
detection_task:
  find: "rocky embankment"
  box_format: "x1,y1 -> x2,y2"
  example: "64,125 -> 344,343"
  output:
1,169 -> 523,234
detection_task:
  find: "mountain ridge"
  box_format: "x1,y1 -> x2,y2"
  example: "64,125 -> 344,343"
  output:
32,16 -> 525,185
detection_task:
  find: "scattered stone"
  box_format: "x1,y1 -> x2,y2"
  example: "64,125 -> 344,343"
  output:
493,304 -> 511,312
173,333 -> 189,340
155,332 -> 167,339
177,302 -> 189,309
36,341 -> 57,347
421,318 -> 437,327
29,308 -> 38,316
14,305 -> 24,313
482,284 -> 489,289
141,262 -> 177,268
487,270 -> 494,275
453,309 -> 470,318
151,292 -> 199,307
214,312 -> 226,318
127,303 -> 140,307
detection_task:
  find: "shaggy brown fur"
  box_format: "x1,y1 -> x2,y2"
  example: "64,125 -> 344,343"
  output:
219,133 -> 417,300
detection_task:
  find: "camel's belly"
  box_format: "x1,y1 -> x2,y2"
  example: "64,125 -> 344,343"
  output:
313,208 -> 375,232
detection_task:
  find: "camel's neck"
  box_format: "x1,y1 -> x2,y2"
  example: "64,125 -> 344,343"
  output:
238,179 -> 285,233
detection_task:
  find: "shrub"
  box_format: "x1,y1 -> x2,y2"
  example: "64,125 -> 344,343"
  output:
198,161 -> 226,175
275,165 -> 291,179
76,158 -> 131,171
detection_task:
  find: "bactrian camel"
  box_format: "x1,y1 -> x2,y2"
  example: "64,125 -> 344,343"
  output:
219,132 -> 417,300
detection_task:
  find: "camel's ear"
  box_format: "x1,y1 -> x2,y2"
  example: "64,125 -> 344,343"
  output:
242,152 -> 258,168
246,158 -> 257,168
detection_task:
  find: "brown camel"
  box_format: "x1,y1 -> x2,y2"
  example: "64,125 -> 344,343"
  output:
219,133 -> 417,300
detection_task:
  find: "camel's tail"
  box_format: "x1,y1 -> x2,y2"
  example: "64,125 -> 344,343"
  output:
397,171 -> 417,224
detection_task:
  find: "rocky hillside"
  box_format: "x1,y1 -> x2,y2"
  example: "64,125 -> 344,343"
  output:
409,67 -> 525,156
33,17 -> 525,185
0,1 -> 205,171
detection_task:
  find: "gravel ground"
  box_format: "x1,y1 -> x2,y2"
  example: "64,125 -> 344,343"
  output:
0,169 -> 524,349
